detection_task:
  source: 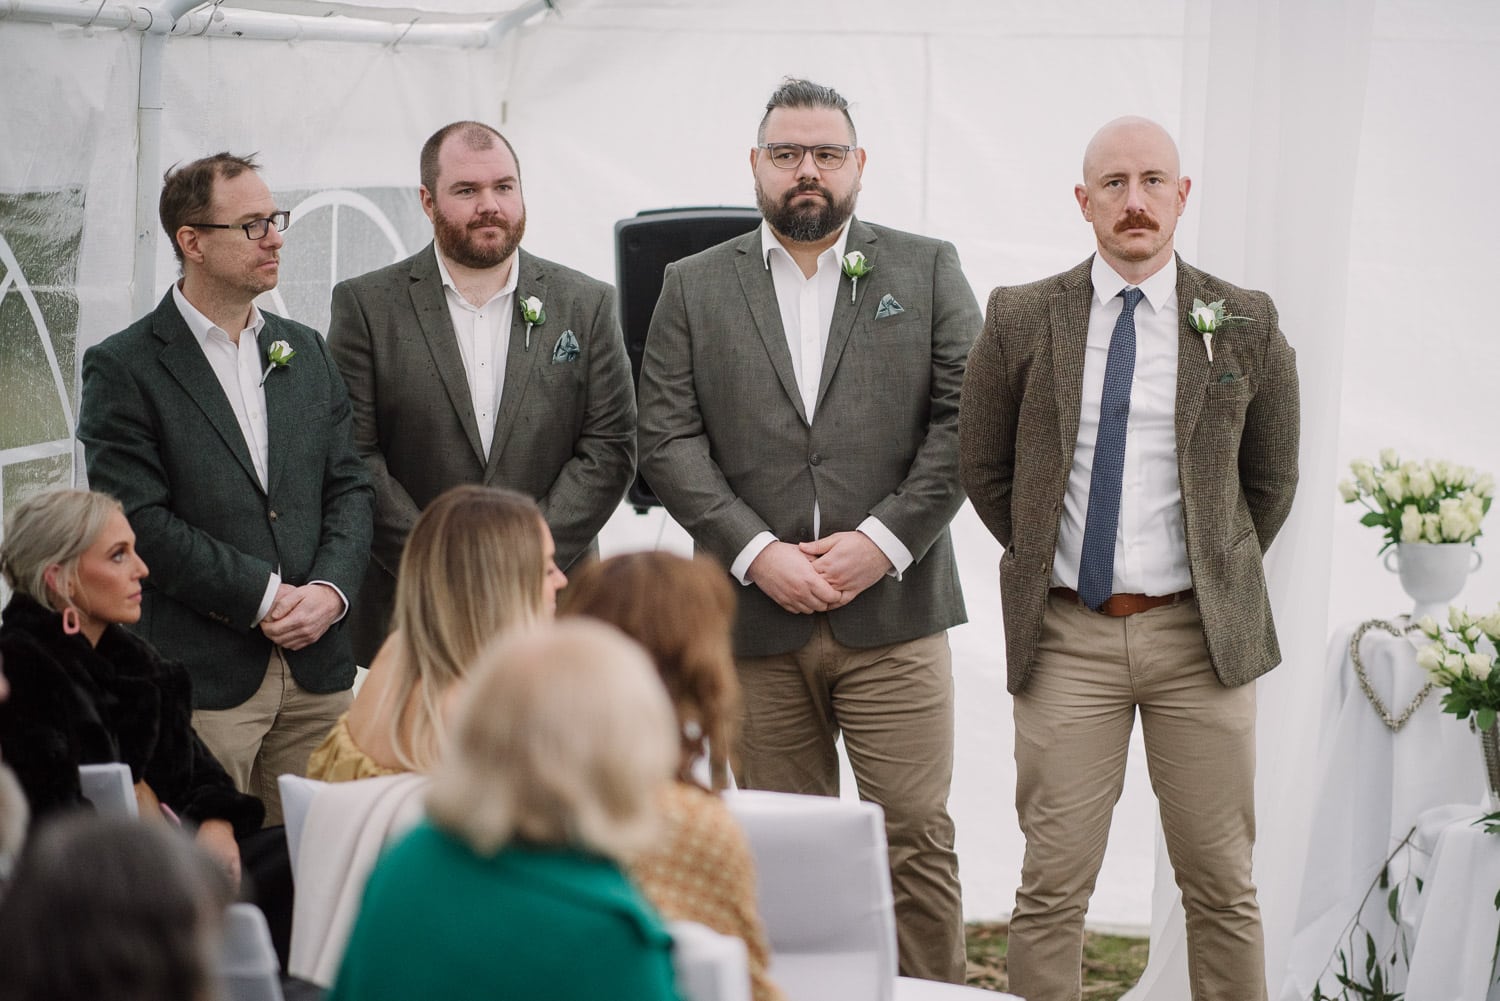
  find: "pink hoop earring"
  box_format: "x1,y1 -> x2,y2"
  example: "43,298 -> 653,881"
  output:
61,607 -> 81,636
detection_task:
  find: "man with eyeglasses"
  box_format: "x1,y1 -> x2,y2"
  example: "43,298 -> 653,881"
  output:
638,78 -> 979,983
78,152 -> 373,826
326,121 -> 635,666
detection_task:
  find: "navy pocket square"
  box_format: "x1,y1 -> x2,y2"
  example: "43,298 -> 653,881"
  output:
551,329 -> 580,363
875,293 -> 904,319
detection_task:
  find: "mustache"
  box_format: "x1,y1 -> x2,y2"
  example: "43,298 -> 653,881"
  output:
469,214 -> 511,230
783,181 -> 832,205
1115,210 -> 1159,233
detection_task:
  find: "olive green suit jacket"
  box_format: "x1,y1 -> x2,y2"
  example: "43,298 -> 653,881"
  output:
78,292 -> 374,709
959,256 -> 1300,693
638,219 -> 980,658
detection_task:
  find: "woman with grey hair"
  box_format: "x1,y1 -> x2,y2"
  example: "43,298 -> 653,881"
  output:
0,488 -> 263,883
326,620 -> 681,1001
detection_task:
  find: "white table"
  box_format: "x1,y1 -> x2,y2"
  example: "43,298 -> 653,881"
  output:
1279,619 -> 1487,1000
1405,805 -> 1500,1000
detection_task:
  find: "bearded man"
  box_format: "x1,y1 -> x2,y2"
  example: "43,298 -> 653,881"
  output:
637,78 -> 980,984
327,121 -> 636,665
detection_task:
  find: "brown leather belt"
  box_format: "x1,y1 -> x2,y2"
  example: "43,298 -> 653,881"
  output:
1050,586 -> 1194,617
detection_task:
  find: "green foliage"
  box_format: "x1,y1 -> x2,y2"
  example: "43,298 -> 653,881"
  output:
1308,829 -> 1418,1001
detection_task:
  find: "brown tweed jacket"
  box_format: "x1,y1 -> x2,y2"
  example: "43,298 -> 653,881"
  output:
959,255 -> 1300,693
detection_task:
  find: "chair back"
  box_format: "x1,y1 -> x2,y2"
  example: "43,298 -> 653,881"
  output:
277,773 -> 322,876
723,790 -> 897,1001
669,920 -> 752,1001
218,902 -> 284,1001
78,763 -> 137,817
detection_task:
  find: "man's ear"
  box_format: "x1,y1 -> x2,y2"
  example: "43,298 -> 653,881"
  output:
176,225 -> 204,265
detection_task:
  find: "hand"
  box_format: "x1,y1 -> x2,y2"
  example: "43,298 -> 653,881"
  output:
747,541 -> 844,614
799,531 -> 892,608
195,818 -> 242,892
260,583 -> 342,650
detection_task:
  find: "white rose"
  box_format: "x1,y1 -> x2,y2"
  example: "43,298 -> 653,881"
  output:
1380,471 -> 1406,500
1439,498 -> 1469,540
1407,469 -> 1435,499
1417,615 -> 1442,639
1422,512 -> 1443,543
1450,605 -> 1472,631
1456,465 -> 1477,488
1190,303 -> 1219,332
1400,505 -> 1424,542
1416,644 -> 1445,674
1465,624 -> 1484,644
1337,479 -> 1359,502
1379,448 -> 1400,470
1478,609 -> 1500,641
1431,459 -> 1453,485
1351,459 -> 1377,492
1464,653 -> 1493,680
1475,473 -> 1496,499
1444,651 -> 1467,673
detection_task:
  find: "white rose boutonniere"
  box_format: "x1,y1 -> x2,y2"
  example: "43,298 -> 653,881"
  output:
258,339 -> 295,386
520,295 -> 545,351
841,251 -> 873,304
1187,298 -> 1250,363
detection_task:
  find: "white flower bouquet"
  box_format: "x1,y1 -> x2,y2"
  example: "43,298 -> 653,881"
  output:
1417,604 -> 1500,729
1339,449 -> 1493,554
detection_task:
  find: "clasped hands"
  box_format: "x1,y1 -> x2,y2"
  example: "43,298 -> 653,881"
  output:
747,531 -> 892,615
260,581 -> 342,649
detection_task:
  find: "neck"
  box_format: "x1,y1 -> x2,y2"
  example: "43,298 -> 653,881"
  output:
1101,246 -> 1174,287
771,227 -> 841,280
179,276 -> 255,342
439,248 -> 513,308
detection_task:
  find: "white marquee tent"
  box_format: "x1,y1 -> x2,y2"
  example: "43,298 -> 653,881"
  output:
3,1 -> 1499,997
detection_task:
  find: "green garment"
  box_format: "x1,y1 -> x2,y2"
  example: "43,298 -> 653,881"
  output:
328,821 -> 680,1001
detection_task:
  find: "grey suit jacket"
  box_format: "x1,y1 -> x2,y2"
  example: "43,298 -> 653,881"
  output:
959,255 -> 1300,693
637,219 -> 980,658
78,292 -> 374,709
328,244 -> 636,663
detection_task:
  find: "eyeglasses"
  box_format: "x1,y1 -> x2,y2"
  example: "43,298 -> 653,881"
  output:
186,211 -> 291,240
757,143 -> 857,170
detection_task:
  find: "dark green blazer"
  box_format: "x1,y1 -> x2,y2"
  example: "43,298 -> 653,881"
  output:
959,255 -> 1301,693
78,291 -> 374,709
638,219 -> 980,658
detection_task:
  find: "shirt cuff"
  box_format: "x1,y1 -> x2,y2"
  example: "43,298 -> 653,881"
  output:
857,517 -> 912,580
252,572 -> 281,626
310,580 -> 351,623
730,532 -> 778,586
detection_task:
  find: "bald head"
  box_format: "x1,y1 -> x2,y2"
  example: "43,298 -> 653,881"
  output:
1074,115 -> 1191,283
1081,116 -> 1180,182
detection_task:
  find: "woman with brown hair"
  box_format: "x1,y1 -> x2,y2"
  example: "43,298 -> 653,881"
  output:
307,484 -> 566,779
561,551 -> 786,1001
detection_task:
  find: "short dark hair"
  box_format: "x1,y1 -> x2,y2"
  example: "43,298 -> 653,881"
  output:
758,78 -> 857,145
158,151 -> 260,266
0,814 -> 232,1001
419,121 -> 521,194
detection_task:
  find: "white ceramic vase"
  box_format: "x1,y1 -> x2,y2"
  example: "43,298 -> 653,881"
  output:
1382,541 -> 1483,623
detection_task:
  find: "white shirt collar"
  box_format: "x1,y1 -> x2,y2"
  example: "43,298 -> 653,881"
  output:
433,244 -> 521,303
171,281 -> 266,345
1090,253 -> 1177,313
759,218 -> 853,271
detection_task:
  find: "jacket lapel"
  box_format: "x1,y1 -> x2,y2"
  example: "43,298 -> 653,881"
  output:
1174,256 -> 1210,454
1049,258 -> 1096,452
152,293 -> 263,491
485,251 -> 547,482
258,319 -> 297,496
814,218 -> 875,415
735,231 -> 809,426
408,246 -> 486,467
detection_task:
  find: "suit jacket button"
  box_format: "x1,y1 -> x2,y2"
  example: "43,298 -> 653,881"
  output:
809,453 -> 822,465
268,510 -> 278,521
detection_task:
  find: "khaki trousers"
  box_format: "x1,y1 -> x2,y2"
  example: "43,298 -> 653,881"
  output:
1008,592 -> 1264,1001
736,618 -> 965,983
192,648 -> 351,827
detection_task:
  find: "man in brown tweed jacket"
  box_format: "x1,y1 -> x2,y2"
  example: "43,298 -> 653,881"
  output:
959,117 -> 1300,1001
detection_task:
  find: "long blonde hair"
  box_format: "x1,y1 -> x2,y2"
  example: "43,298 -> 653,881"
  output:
380,485 -> 547,771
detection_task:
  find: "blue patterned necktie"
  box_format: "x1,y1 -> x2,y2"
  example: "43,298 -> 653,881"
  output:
1077,286 -> 1144,611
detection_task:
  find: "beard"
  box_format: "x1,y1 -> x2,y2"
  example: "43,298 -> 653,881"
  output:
434,203 -> 526,270
757,178 -> 858,244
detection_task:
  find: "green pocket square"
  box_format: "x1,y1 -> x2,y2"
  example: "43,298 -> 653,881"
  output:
552,329 -> 580,363
875,293 -> 904,319
1218,372 -> 1239,383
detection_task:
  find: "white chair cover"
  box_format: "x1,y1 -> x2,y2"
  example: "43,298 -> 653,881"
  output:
218,901 -> 284,1001
77,762 -> 136,817
670,919 -> 752,1001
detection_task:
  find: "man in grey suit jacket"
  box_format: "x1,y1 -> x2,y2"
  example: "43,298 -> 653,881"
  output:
328,121 -> 635,664
959,118 -> 1300,1001
79,153 -> 374,826
638,79 -> 979,983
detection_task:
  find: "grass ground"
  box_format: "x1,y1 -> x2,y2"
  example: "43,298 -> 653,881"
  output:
964,923 -> 1151,998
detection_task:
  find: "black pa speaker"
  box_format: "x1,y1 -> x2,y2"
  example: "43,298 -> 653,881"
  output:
614,207 -> 762,511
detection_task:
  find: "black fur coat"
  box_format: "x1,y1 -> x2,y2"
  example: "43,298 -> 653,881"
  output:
0,594 -> 263,835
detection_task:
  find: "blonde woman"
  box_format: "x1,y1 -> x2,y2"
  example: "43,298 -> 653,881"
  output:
327,621 -> 680,1001
561,552 -> 786,1001
307,485 -> 565,780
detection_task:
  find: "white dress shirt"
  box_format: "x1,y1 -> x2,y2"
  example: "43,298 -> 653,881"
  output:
171,283 -> 348,627
729,221 -> 914,585
435,245 -> 520,460
1052,255 -> 1192,596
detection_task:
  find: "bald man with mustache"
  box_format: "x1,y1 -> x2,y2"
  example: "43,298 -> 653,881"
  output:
959,117 -> 1300,1001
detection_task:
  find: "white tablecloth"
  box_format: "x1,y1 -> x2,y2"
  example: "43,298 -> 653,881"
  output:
1279,619 -> 1487,1000
1406,804 -> 1500,1000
